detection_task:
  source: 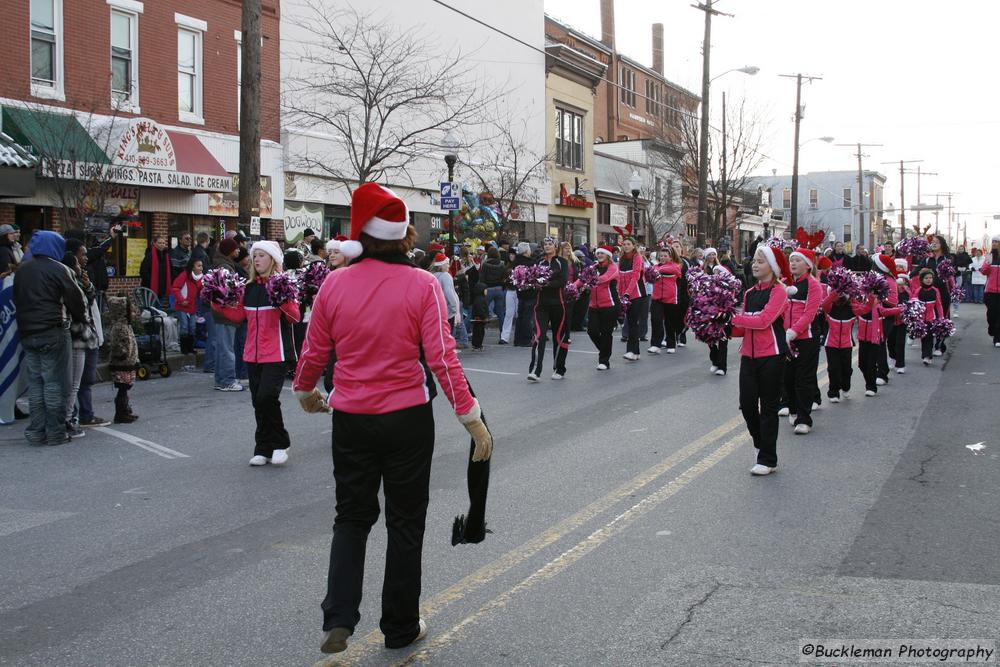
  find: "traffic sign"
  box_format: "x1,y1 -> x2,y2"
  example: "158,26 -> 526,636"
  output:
440,182 -> 457,198
440,196 -> 460,211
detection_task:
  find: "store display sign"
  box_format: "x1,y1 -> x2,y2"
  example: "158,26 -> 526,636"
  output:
284,201 -> 324,244
208,175 -> 273,217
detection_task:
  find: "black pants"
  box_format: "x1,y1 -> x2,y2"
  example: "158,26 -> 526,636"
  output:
889,323 -> 906,369
471,320 -> 486,349
571,291 -> 590,331
530,302 -> 568,375
247,362 -> 290,457
322,402 -> 434,648
921,334 -> 935,360
739,355 -> 784,467
784,338 -> 819,425
875,321 -> 892,380
858,341 -> 879,392
514,296 -> 535,346
587,307 -> 617,366
623,296 -> 648,355
709,341 -> 728,372
986,292 -> 1000,342
825,346 -> 852,397
650,301 -> 684,349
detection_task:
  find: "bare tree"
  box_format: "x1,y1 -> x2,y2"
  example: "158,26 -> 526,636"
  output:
283,3 -> 497,190
656,93 -> 771,245
459,104 -> 548,242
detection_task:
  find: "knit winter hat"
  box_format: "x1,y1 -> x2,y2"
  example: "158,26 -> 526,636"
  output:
250,240 -> 284,268
218,239 -> 238,256
343,183 -> 409,259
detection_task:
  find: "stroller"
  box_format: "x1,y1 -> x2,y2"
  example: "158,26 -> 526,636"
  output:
132,287 -> 172,380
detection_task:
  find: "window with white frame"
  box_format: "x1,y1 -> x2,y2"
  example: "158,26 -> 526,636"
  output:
30,0 -> 63,97
176,14 -> 206,122
842,187 -> 852,208
843,224 -> 852,242
555,107 -> 583,170
809,188 -> 818,209
111,8 -> 139,107
782,188 -> 791,210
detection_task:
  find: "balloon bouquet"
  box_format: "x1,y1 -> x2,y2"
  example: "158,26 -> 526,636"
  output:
447,186 -> 503,251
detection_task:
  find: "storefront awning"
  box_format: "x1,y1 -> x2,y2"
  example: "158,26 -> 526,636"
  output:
0,130 -> 38,197
1,108 -> 231,192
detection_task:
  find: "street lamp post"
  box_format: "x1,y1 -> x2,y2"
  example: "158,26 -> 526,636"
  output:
442,130 -> 460,257
629,171 -> 642,241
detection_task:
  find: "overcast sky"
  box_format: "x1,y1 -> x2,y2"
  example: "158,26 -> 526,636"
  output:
542,0 -> 1000,245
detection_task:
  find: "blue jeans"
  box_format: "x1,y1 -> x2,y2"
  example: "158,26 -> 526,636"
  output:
22,326 -> 71,443
214,323 -> 237,387
77,347 -> 98,422
176,311 -> 196,337
486,286 -> 506,327
202,311 -> 216,372
453,311 -> 469,344
970,283 -> 985,303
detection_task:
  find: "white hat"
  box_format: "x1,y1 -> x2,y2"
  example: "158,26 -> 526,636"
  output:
993,234 -> 1000,242
894,258 -> 908,271
703,247 -> 717,258
325,239 -> 340,254
250,240 -> 283,267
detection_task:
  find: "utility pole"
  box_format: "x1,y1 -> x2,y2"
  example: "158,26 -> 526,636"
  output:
838,142 -> 881,249
881,158 -> 921,241
693,0 -> 732,247
238,0 -> 262,237
780,73 -> 822,235
913,166 -> 937,228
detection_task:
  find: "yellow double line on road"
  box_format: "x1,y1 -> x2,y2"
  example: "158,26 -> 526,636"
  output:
318,357 -> 846,666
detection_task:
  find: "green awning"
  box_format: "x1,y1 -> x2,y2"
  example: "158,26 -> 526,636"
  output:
1,106 -> 110,165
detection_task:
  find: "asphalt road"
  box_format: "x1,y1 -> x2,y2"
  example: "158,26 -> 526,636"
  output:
1,307 -> 998,666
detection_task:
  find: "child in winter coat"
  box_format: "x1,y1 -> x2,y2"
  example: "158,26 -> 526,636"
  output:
821,289 -> 856,402
914,268 -> 945,364
171,257 -> 203,372
106,295 -> 139,423
469,279 -> 489,350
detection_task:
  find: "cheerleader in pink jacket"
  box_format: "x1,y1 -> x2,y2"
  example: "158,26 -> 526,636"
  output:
782,247 -> 823,433
821,288 -> 856,402
914,268 -> 945,364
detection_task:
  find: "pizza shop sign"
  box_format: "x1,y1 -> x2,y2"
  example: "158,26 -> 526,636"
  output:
115,120 -> 177,170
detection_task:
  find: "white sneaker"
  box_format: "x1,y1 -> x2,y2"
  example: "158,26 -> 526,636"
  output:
415,618 -> 428,642
865,389 -> 876,397
666,348 -> 676,354
714,369 -> 726,376
623,352 -> 639,361
994,342 -> 1000,348
526,373 -> 540,383
551,372 -> 564,380
750,464 -> 776,476
270,449 -> 288,465
875,378 -> 886,386
897,367 -> 906,374
678,341 -> 687,347
217,382 -> 245,392
710,365 -> 718,373
249,455 -> 268,466
829,396 -> 841,403
889,360 -> 896,369
841,392 -> 850,400
922,358 -> 931,365
933,349 -> 943,357
778,407 -> 790,417
788,414 -> 797,426
794,424 -> 811,435
596,363 -> 609,371
647,346 -> 661,354
812,402 -> 821,411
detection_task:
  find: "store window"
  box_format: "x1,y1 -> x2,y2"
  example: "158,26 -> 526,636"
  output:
111,211 -> 151,278
168,214 -> 192,248
14,205 -> 48,250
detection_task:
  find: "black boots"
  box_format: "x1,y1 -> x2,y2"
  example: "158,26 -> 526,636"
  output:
113,385 -> 138,424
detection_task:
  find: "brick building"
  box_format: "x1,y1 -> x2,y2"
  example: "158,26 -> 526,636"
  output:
0,0 -> 282,289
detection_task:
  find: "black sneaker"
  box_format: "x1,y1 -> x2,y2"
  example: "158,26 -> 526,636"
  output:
497,339 -> 508,345
66,423 -> 86,439
14,406 -> 28,420
79,416 -> 112,427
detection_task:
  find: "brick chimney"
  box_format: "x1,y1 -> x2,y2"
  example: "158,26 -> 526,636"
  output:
600,0 -> 615,50
652,23 -> 664,74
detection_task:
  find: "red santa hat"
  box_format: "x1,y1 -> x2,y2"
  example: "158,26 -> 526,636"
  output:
342,183 -> 410,259
757,244 -> 792,284
431,252 -> 449,268
428,241 -> 445,252
594,244 -> 615,259
894,258 -> 908,272
817,256 -> 833,272
872,253 -> 900,278
789,247 -> 817,269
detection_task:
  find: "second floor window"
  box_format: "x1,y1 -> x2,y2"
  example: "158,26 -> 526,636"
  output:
555,108 -> 583,170
782,188 -> 792,210
842,187 -> 852,208
645,80 -> 661,116
111,10 -> 138,106
619,67 -> 636,107
30,0 -> 59,90
809,188 -> 818,209
178,27 -> 203,121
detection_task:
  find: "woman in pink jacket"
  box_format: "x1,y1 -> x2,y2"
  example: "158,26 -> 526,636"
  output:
617,237 -> 648,361
730,245 -> 790,476
783,247 -> 823,434
648,245 -> 683,355
981,236 -> 1000,346
579,244 -> 621,370
702,248 -> 731,375
292,183 -> 492,656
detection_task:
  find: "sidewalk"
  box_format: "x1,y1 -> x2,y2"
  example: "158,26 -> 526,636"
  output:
94,350 -> 207,383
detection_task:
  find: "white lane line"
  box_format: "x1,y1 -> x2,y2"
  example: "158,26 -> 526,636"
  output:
567,349 -> 598,355
94,427 -> 189,459
463,368 -> 520,376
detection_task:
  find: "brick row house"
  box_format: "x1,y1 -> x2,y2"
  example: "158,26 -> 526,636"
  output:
0,0 -> 282,290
